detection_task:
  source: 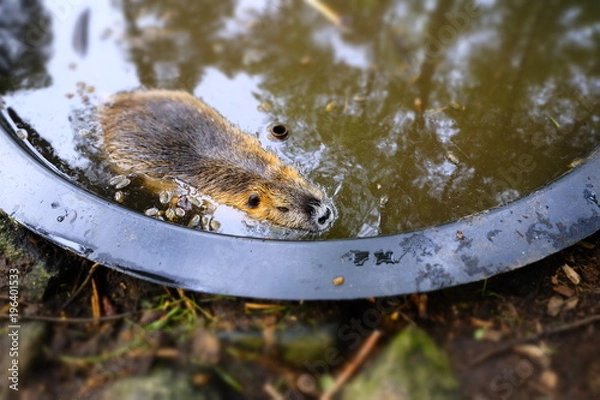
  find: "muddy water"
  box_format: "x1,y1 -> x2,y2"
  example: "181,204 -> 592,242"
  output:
1,0 -> 599,239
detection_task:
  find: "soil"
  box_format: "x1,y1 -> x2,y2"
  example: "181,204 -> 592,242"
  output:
1,213 -> 599,399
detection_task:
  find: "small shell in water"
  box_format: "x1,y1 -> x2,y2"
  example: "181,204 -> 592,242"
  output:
144,207 -> 159,217
188,214 -> 201,228
114,191 -> 125,203
165,208 -> 176,221
159,190 -> 172,204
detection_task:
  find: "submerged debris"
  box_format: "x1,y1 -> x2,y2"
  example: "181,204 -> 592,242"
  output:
16,129 -> 28,140
114,191 -> 125,203
445,152 -> 460,165
325,100 -> 337,112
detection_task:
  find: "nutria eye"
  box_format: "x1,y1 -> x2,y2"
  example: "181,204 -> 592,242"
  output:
277,206 -> 289,213
247,194 -> 260,208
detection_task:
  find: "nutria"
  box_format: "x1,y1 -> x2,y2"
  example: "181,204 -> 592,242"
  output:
98,90 -> 335,232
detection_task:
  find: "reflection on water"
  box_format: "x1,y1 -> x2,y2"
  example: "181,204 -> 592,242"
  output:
1,0 -> 599,239
0,0 -> 52,92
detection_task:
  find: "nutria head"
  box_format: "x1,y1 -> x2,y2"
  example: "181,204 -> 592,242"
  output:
207,164 -> 336,233
99,89 -> 337,233
244,183 -> 335,233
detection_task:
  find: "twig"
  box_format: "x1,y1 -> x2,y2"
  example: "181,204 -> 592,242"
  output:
0,312 -> 133,323
61,262 -> 100,310
177,288 -> 198,318
264,383 -> 284,400
469,314 -> 600,366
320,329 -> 383,400
304,0 -> 344,27
91,277 -> 101,326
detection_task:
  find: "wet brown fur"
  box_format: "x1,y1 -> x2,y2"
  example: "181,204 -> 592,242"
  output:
99,90 -> 334,232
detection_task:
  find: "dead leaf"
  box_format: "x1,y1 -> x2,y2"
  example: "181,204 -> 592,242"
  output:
562,264 -> 581,285
547,296 -> 564,317
563,297 -> 579,311
470,317 -> 494,329
552,285 -> 574,298
577,240 -> 596,249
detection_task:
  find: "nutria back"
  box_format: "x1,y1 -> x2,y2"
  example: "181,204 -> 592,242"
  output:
99,90 -> 335,232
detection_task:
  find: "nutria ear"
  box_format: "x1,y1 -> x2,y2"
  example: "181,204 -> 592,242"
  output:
247,194 -> 261,208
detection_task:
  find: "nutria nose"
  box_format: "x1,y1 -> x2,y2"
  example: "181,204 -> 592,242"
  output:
313,204 -> 334,230
317,207 -> 332,225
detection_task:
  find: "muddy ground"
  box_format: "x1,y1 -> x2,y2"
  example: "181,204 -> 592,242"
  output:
1,212 -> 599,399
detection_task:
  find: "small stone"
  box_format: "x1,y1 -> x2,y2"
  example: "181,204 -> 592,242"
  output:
191,327 -> 221,364
539,370 -> 558,390
96,370 -> 202,400
332,276 -> 345,286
